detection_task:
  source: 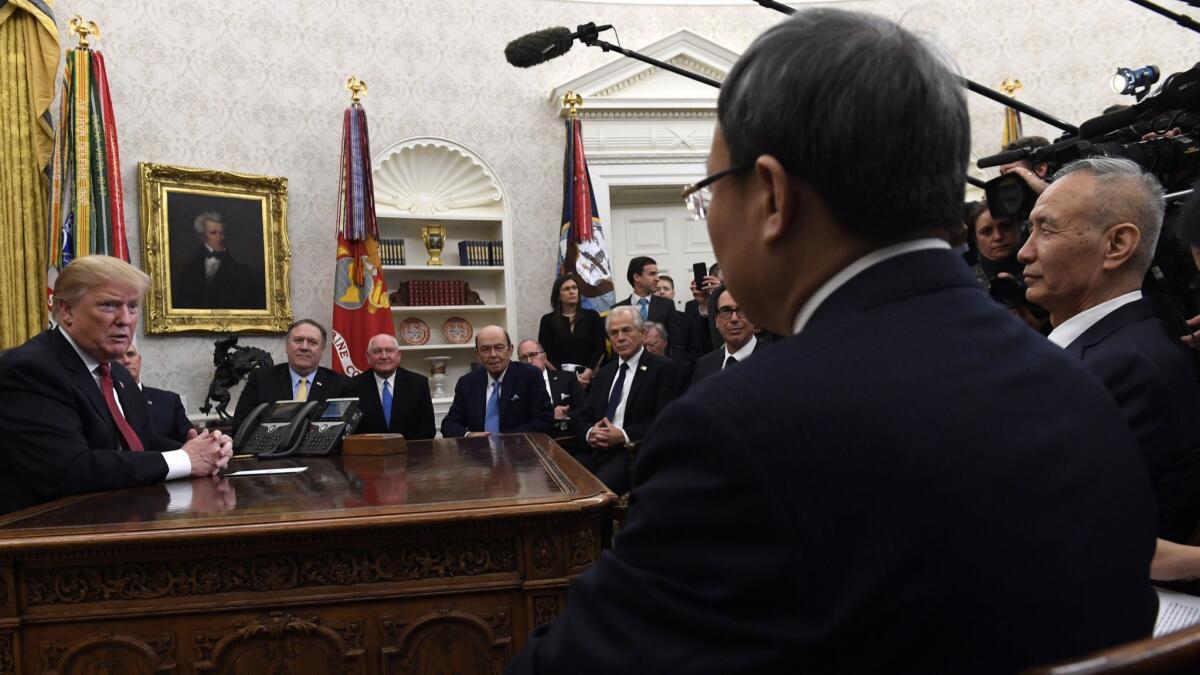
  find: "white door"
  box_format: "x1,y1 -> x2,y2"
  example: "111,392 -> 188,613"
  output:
610,201 -> 714,312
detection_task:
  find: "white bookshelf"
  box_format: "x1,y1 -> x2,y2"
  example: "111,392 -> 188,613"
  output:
371,136 -> 516,431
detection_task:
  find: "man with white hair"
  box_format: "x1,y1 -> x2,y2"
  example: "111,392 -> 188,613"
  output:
348,333 -> 435,439
174,211 -> 262,309
1020,156 -> 1200,542
573,305 -> 679,494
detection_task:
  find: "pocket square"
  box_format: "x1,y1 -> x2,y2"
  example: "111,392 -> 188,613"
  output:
511,393 -> 520,401
639,365 -> 648,372
560,393 -> 569,400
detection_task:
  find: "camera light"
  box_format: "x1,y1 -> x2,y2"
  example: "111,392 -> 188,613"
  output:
1111,65 -> 1160,97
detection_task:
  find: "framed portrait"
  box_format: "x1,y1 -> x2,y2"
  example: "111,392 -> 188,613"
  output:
138,162 -> 293,334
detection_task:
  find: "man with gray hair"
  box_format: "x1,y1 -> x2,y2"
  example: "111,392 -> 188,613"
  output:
347,333 -> 435,439
512,8 -> 1156,674
1020,156 -> 1200,542
175,211 -> 262,309
572,305 -> 678,494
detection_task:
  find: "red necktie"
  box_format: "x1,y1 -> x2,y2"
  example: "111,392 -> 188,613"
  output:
96,363 -> 144,452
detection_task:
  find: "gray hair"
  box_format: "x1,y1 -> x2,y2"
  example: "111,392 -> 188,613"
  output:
365,334 -> 401,354
643,321 -> 668,341
194,211 -> 224,235
717,9 -> 968,238
606,305 -> 645,332
1052,157 -> 1165,272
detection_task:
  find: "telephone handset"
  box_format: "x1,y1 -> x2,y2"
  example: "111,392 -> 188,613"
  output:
233,400 -> 322,457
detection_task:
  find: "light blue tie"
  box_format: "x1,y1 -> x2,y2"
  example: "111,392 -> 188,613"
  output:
484,380 -> 501,433
381,380 -> 393,429
638,297 -> 649,321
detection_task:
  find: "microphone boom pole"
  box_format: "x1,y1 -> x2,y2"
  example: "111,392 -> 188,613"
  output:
581,35 -> 721,89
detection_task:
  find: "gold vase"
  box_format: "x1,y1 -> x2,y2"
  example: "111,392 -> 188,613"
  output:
421,224 -> 446,266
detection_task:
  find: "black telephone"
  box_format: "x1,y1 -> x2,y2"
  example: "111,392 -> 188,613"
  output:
294,398 -> 363,456
233,400 -> 321,457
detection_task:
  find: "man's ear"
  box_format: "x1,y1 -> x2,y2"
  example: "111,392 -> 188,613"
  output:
1102,222 -> 1142,270
753,155 -> 795,244
1033,162 -> 1050,179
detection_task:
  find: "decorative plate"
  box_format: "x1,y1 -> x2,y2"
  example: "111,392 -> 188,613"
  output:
399,317 -> 431,345
443,317 -> 473,344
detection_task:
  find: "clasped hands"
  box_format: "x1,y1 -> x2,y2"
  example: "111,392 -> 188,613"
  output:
182,429 -> 234,477
586,417 -> 626,448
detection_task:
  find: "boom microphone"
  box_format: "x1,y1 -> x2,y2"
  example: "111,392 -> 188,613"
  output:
504,23 -> 611,68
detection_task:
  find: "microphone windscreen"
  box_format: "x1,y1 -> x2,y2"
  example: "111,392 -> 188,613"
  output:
1078,107 -> 1138,139
505,27 -> 574,68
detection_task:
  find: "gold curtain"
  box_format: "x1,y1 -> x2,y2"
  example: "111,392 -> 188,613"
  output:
0,0 -> 58,348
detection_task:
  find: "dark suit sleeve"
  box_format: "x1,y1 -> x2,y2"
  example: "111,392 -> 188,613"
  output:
440,377 -> 470,438
1088,352 -> 1175,473
412,376 -> 436,440
508,396 -> 791,673
509,368 -> 554,434
168,392 -> 194,442
566,376 -> 585,416
621,359 -> 679,443
0,359 -> 169,505
231,368 -> 264,434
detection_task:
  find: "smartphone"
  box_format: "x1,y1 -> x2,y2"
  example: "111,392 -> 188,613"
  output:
693,261 -> 707,289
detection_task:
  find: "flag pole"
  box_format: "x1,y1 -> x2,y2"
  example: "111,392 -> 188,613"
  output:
67,16 -> 100,49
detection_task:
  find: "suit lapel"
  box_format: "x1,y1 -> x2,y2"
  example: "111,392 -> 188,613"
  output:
499,364 -> 518,420
626,354 -> 651,408
360,373 -> 386,428
276,365 -> 294,401
1067,299 -> 1154,357
311,368 -> 327,400
50,329 -> 111,424
592,363 -> 617,411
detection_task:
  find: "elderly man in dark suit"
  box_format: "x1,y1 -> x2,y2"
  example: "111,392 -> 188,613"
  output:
440,326 -> 553,438
230,319 -> 352,434
348,333 -> 435,439
573,306 -> 679,495
1020,156 -> 1200,543
117,341 -> 196,443
509,9 -> 1157,675
516,339 -> 583,421
691,285 -> 766,385
0,256 -> 232,515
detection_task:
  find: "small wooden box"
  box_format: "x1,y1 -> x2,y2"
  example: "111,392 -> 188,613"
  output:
342,433 -> 407,456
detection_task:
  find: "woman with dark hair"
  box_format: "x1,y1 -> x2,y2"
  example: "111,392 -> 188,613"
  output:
966,200 -> 1023,283
537,274 -> 607,388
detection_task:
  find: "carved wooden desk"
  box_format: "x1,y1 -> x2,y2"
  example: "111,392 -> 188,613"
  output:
0,434 -> 612,674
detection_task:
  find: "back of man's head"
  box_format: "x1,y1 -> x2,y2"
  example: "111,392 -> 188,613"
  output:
1053,157 -> 1164,274
717,9 -> 968,240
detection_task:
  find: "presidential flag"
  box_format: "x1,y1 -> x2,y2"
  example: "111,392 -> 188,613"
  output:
557,117 -> 614,312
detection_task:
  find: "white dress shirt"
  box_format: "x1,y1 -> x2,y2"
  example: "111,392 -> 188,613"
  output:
792,238 -> 951,334
203,244 -> 222,280
722,334 -> 758,367
541,369 -> 554,402
600,347 -> 644,445
1047,290 -> 1143,349
58,327 -> 191,480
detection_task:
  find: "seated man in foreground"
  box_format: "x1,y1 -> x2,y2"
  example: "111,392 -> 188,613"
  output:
0,256 -> 232,514
349,333 -> 435,439
509,8 -> 1157,675
441,325 -> 553,438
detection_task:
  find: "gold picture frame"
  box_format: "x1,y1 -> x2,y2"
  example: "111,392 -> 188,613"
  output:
138,162 -> 292,334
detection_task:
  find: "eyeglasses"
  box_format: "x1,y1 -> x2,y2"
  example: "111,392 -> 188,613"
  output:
681,165 -> 747,221
476,345 -> 510,355
716,306 -> 746,320
518,351 -> 543,362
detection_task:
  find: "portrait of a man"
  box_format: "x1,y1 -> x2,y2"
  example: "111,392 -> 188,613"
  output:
167,194 -> 267,311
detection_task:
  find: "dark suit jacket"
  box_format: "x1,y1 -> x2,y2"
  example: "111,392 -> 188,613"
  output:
682,299 -> 715,356
175,248 -> 264,310
538,310 -> 607,373
613,294 -> 694,368
143,385 -> 194,443
1065,298 -> 1200,542
231,364 -> 352,434
350,368 -> 436,440
575,349 -> 679,449
509,249 -> 1158,674
690,337 -> 767,386
440,362 -> 554,437
0,329 -> 179,514
547,370 -> 584,413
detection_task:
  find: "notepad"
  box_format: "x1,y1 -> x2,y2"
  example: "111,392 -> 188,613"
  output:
1155,587 -> 1200,637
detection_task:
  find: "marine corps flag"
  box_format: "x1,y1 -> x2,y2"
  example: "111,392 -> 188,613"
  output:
46,18 -> 129,302
557,115 -> 615,312
330,92 -> 392,376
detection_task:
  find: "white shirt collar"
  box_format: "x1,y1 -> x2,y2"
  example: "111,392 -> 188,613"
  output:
619,347 -> 645,371
374,369 -> 396,393
489,364 -> 509,389
1047,290 -> 1142,348
630,291 -> 652,304
724,334 -> 758,362
792,238 -> 951,334
58,326 -> 103,373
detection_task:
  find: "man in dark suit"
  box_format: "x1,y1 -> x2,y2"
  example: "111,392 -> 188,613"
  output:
574,306 -> 679,495
118,342 -> 196,443
441,326 -> 553,438
516,339 -> 583,421
231,319 -> 352,434
1020,157 -> 1200,543
0,256 -> 232,514
174,211 -> 264,310
682,264 -> 723,356
691,286 -> 766,385
509,10 -> 1157,675
612,256 -> 692,368
348,334 -> 435,439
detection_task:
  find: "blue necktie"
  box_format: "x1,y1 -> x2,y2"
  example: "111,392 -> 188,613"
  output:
605,363 -> 629,421
484,380 -> 501,433
637,297 -> 649,321
381,380 -> 393,429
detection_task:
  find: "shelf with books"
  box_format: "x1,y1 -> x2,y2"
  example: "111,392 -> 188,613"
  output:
390,304 -> 505,313
381,265 -> 504,272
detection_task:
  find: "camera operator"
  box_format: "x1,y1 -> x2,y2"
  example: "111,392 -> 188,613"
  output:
965,200 -> 1050,333
997,135 -> 1052,197
1020,156 -> 1200,543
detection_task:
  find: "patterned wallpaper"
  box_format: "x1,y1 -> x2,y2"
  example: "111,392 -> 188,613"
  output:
48,0 -> 1197,411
